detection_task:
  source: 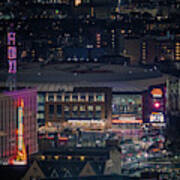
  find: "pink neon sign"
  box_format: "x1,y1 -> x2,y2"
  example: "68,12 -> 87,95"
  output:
8,60 -> 16,74
7,32 -> 17,74
7,32 -> 16,46
8,46 -> 17,59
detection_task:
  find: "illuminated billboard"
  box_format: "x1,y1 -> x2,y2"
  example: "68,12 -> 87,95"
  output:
7,32 -> 17,74
18,106 -> 23,151
150,112 -> 164,123
9,99 -> 27,165
151,88 -> 163,98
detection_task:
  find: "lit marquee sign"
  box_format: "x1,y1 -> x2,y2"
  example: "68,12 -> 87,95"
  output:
151,88 -> 163,98
7,32 -> 17,74
150,112 -> 164,123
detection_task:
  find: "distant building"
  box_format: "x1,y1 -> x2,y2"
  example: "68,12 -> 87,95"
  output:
23,146 -> 123,180
0,88 -> 38,164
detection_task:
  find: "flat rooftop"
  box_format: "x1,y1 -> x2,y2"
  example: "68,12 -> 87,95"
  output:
0,63 -> 167,92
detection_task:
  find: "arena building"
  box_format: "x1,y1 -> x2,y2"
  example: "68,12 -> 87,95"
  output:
0,63 -> 167,131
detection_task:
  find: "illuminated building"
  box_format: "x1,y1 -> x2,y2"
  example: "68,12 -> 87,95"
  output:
44,87 -> 112,130
0,88 -> 38,164
72,0 -> 116,19
175,41 -> 180,61
143,85 -> 166,126
0,64 -> 167,130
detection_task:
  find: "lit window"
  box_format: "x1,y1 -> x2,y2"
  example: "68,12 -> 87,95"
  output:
73,105 -> 78,111
80,105 -> 86,111
75,0 -> 81,6
95,105 -> 101,111
80,156 -> 85,161
96,95 -> 103,101
88,105 -> 93,111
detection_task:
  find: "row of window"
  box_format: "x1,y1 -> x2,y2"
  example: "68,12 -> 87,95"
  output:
38,93 -> 105,102
49,104 -> 102,114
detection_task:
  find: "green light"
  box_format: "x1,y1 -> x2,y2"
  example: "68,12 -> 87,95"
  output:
55,9 -> 59,14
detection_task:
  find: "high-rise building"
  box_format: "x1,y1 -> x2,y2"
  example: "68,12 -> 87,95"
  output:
0,88 -> 38,165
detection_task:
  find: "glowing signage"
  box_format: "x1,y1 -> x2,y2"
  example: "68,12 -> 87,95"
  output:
7,32 -> 17,74
7,32 -> 16,45
13,99 -> 26,165
151,88 -> 163,98
112,119 -> 143,124
150,112 -> 164,123
8,46 -> 17,59
154,101 -> 160,109
8,60 -> 16,74
18,107 -> 23,151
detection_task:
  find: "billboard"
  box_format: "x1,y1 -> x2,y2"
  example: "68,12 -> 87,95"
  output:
151,88 -> 163,98
7,32 -> 17,74
150,112 -> 164,123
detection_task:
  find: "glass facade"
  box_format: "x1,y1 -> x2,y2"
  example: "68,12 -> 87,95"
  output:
112,94 -> 142,120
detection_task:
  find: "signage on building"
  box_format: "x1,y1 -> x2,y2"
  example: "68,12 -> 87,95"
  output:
150,112 -> 164,123
151,88 -> 163,98
7,32 -> 17,74
18,106 -> 23,151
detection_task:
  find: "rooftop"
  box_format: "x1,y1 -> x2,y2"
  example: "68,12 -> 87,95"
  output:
0,63 -> 167,92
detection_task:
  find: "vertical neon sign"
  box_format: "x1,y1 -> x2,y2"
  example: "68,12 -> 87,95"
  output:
18,106 -> 23,151
14,99 -> 26,165
7,32 -> 17,74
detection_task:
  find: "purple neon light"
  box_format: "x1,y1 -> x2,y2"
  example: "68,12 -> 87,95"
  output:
8,46 -> 17,59
7,32 -> 17,74
7,32 -> 16,46
8,60 -> 17,74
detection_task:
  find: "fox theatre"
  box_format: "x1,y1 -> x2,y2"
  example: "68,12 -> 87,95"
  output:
143,85 -> 166,127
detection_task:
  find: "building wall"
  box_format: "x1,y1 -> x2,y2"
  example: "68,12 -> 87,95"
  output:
44,87 -> 112,127
124,37 -> 141,65
0,88 -> 38,162
166,75 -> 180,116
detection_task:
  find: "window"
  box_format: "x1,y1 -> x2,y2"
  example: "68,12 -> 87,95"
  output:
80,105 -> 86,111
80,95 -> 86,101
72,94 -> 78,101
37,113 -> 44,119
57,94 -> 62,101
88,111 -> 93,118
48,93 -> 54,101
37,94 -> 45,103
96,94 -> 103,101
80,111 -> 86,118
64,105 -> 70,111
95,105 -> 101,111
95,112 -> 101,119
57,105 -> 62,117
49,105 -> 54,114
64,95 -> 70,102
88,105 -> 93,111
88,95 -> 94,102
72,105 -> 78,111
38,105 -> 44,111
